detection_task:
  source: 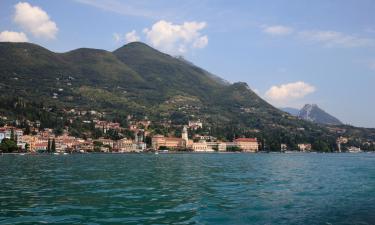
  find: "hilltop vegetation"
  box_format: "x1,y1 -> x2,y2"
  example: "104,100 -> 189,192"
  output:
0,42 -> 374,151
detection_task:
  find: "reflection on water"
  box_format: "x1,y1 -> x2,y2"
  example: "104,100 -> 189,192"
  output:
0,153 -> 374,224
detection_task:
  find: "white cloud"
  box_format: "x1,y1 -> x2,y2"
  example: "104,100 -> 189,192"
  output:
299,30 -> 375,48
143,20 -> 208,55
14,2 -> 58,39
265,81 -> 316,105
125,30 -> 140,43
263,25 -> 293,36
113,30 -> 140,44
0,31 -> 28,42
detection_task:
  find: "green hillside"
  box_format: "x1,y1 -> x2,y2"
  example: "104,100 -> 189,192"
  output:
0,41 -> 374,150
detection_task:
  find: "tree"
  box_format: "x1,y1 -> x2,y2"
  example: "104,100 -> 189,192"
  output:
25,124 -> 31,135
312,140 -> 331,152
226,146 -> 241,152
10,129 -> 15,141
51,139 -> 56,152
0,139 -> 18,153
106,129 -> 121,140
54,127 -> 63,136
92,128 -> 103,139
159,146 -> 170,150
47,138 -> 51,153
93,141 -> 103,152
145,136 -> 152,147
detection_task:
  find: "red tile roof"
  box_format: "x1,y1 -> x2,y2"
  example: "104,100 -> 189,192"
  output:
235,138 -> 258,142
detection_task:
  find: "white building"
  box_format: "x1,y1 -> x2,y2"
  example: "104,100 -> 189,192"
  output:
188,120 -> 203,130
347,146 -> 361,153
191,141 -> 214,152
182,125 -> 189,147
0,127 -> 23,143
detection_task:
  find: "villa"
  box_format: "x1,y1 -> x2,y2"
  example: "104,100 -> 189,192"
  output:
152,135 -> 186,150
234,138 -> 259,152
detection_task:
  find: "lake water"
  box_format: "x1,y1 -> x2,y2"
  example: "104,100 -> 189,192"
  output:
0,153 -> 374,224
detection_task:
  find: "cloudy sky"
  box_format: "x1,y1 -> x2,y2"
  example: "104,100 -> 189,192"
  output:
0,0 -> 374,127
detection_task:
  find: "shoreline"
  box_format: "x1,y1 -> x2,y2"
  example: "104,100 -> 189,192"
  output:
1,151 -> 372,155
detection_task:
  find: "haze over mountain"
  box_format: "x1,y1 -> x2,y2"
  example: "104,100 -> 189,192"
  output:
0,41 -> 374,149
279,107 -> 300,117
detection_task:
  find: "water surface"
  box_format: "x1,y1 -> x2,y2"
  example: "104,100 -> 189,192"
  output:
0,153 -> 374,224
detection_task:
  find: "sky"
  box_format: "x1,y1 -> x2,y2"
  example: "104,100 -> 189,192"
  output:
0,0 -> 374,128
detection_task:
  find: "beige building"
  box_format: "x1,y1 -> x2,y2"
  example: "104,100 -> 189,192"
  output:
217,142 -> 227,152
188,120 -> 203,130
234,138 -> 259,152
152,135 -> 185,150
115,138 -> 138,152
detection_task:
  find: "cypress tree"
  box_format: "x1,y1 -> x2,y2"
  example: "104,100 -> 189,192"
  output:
10,129 -> 15,141
51,139 -> 56,152
47,138 -> 51,153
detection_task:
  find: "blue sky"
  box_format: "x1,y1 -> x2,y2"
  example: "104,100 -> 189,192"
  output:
0,0 -> 374,127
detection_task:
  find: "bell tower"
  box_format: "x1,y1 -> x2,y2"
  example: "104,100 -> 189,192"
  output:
182,125 -> 189,146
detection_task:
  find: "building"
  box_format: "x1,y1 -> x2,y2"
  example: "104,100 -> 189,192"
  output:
115,138 -> 137,152
182,125 -> 189,146
34,142 -> 48,151
0,127 -> 23,142
298,143 -> 312,152
336,136 -> 348,152
218,142 -> 227,151
94,121 -> 121,133
194,135 -> 217,142
348,146 -> 361,153
234,138 -> 259,152
135,130 -> 144,143
20,135 -> 37,152
191,141 -> 214,152
152,135 -> 185,150
79,140 -> 94,152
0,129 -> 7,142
188,120 -> 203,130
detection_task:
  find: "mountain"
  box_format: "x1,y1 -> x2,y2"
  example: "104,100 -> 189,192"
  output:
280,105 -> 343,125
280,107 -> 300,116
0,41 -> 373,150
175,56 -> 230,86
298,104 -> 343,125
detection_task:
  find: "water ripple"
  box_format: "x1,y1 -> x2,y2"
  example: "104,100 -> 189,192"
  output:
0,153 -> 374,224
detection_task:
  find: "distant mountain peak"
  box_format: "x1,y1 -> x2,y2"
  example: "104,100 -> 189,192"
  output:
298,104 -> 343,125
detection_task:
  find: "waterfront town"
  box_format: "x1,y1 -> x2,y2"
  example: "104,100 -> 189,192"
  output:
0,113 -> 366,153
0,120 -> 259,153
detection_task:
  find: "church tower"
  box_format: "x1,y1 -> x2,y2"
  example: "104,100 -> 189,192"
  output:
182,125 -> 189,146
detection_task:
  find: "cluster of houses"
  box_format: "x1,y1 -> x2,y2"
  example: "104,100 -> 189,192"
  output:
0,124 -> 147,153
0,117 -> 367,153
0,119 -> 260,153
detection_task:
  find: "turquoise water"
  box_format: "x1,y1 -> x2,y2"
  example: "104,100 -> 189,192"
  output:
0,153 -> 374,225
